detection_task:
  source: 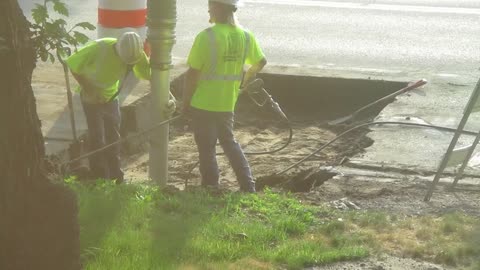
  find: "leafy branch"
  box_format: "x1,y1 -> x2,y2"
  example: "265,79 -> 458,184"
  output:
30,0 -> 96,63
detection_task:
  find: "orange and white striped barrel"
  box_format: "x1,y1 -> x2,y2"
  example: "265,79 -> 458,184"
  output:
97,0 -> 147,41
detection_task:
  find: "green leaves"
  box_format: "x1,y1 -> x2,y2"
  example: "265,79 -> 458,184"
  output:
32,4 -> 48,24
52,0 -> 69,16
73,31 -> 89,44
38,52 -> 54,63
53,19 -> 67,28
29,0 -> 96,63
75,22 -> 96,31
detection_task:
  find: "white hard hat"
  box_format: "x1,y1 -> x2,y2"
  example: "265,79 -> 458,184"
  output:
209,0 -> 241,7
116,32 -> 143,65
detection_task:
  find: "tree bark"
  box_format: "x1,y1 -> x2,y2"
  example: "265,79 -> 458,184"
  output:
0,1 -> 80,269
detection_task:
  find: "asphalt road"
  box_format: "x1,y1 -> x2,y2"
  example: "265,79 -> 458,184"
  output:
19,0 -> 480,76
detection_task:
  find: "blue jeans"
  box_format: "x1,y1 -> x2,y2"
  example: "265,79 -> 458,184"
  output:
82,99 -> 123,182
191,108 -> 255,192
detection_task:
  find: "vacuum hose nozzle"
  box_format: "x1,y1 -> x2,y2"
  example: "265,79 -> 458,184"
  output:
242,78 -> 288,122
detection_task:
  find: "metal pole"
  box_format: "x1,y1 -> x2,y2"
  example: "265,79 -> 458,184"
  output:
57,49 -> 77,141
147,0 -> 176,186
424,78 -> 480,201
451,131 -> 480,188
63,63 -> 78,141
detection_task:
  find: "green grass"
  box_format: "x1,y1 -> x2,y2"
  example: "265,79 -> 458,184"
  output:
67,179 -> 368,269
67,179 -> 480,270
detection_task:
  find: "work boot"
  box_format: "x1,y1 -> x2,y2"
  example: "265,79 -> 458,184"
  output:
204,185 -> 225,196
239,182 -> 256,193
239,188 -> 256,194
161,185 -> 181,195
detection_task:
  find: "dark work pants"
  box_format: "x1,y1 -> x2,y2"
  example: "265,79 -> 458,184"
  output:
191,108 -> 255,192
82,99 -> 123,182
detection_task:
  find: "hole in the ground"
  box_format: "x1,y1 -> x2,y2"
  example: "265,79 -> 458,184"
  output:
252,73 -> 408,121
257,168 -> 337,192
233,73 -> 407,192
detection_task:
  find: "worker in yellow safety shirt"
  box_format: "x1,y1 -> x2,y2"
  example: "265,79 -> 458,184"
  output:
183,0 -> 267,192
66,32 -> 151,184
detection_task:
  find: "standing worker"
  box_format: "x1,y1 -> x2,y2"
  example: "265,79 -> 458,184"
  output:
183,0 -> 267,192
66,32 -> 151,184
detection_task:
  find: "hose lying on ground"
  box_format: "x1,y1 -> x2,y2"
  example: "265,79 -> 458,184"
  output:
275,121 -> 478,176
61,113 -> 479,189
62,115 -> 183,169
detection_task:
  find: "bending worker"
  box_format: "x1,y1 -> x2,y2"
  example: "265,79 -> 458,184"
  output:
66,32 -> 151,184
183,0 -> 267,192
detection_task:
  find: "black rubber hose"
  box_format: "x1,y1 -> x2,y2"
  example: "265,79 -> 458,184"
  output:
245,123 -> 293,156
275,121 -> 478,176
62,115 -> 183,167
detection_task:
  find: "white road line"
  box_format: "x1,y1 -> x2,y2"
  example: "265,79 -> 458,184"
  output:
245,0 -> 480,15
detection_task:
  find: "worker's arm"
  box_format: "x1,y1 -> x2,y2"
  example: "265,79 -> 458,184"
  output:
242,31 -> 267,88
183,31 -> 206,116
242,57 -> 267,88
70,72 -> 98,92
183,67 -> 201,115
65,40 -> 97,82
132,52 -> 151,80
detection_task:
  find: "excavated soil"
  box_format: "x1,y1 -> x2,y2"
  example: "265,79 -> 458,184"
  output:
123,98 -> 373,191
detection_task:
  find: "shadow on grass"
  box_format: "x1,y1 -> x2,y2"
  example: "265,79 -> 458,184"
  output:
73,185 -> 370,269
148,190 -> 221,268
71,181 -> 225,269
67,179 -> 132,265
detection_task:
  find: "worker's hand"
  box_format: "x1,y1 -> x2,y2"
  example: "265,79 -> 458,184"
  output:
240,78 -> 264,95
163,99 -> 176,117
239,85 -> 248,95
239,77 -> 254,95
180,104 -> 193,132
80,86 -> 107,104
74,74 -> 99,93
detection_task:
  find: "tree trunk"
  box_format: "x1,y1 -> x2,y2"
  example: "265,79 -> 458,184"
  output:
0,1 -> 80,269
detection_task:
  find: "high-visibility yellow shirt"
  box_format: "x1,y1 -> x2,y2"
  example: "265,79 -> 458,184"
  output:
187,24 -> 265,112
66,38 -> 151,104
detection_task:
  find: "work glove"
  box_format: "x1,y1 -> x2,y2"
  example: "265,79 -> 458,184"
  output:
163,99 -> 176,117
239,78 -> 264,95
80,86 -> 108,104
